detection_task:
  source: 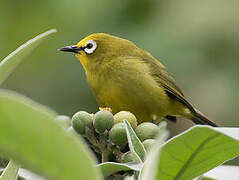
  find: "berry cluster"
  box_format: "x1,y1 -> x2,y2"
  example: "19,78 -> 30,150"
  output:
57,110 -> 162,163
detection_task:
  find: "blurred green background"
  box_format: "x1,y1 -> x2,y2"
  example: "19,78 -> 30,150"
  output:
1,0 -> 239,129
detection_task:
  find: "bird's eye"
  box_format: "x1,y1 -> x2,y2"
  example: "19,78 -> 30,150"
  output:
86,43 -> 93,49
84,40 -> 97,54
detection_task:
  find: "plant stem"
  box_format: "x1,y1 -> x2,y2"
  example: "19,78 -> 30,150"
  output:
101,149 -> 109,162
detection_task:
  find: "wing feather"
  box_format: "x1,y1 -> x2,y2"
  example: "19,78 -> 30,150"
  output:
140,52 -> 196,113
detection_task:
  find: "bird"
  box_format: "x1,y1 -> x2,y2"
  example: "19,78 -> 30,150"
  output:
60,33 -> 217,126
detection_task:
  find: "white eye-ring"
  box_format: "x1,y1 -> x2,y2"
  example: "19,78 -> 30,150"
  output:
84,40 -> 97,54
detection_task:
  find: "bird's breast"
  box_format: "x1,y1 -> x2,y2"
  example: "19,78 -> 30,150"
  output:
86,67 -> 170,122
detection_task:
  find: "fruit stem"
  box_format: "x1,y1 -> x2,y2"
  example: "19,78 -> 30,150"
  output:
101,149 -> 109,162
111,146 -> 123,162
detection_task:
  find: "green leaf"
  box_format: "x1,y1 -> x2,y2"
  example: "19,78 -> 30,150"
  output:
156,126 -> 239,180
140,126 -> 239,180
199,177 -> 217,180
139,121 -> 169,180
0,160 -> 20,180
98,162 -> 142,177
139,140 -> 161,180
124,120 -> 147,163
0,29 -> 56,85
0,90 -> 102,180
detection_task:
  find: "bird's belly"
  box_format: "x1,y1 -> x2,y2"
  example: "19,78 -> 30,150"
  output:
95,84 -> 170,123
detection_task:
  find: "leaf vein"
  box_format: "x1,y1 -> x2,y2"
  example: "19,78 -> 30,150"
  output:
174,133 -> 220,180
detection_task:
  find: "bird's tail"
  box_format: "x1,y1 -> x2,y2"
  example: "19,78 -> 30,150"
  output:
191,109 -> 218,127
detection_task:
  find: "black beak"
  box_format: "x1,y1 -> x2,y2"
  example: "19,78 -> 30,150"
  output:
59,45 -> 83,53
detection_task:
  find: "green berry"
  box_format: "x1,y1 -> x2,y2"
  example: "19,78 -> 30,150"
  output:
135,122 -> 159,141
72,111 -> 93,134
142,139 -> 156,152
93,110 -> 114,133
56,115 -> 71,127
114,111 -> 138,129
121,151 -> 135,163
109,123 -> 127,146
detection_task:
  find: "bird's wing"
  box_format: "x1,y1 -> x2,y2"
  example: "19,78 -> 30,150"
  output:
141,52 -> 196,113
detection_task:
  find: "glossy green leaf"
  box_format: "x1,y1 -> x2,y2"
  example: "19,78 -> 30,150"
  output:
0,90 -> 102,180
139,139 -> 161,180
0,160 -> 20,180
156,126 -> 239,180
199,177 -> 217,180
98,162 -> 142,177
124,120 -> 146,163
0,29 -> 56,85
140,126 -> 239,180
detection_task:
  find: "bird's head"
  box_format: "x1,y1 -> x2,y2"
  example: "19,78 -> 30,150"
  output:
60,33 -> 140,71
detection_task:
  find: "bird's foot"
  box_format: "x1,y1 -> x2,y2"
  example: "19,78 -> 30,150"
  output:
99,107 -> 112,112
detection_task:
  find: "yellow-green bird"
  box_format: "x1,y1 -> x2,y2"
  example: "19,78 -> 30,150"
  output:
60,33 -> 217,126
